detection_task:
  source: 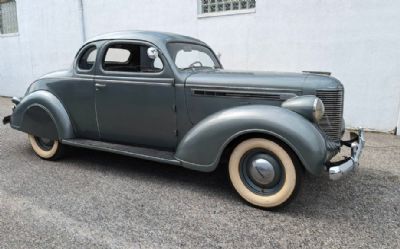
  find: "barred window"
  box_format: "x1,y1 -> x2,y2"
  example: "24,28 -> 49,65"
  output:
0,0 -> 18,34
199,0 -> 256,15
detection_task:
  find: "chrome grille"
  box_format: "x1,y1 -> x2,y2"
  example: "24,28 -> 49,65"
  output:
316,88 -> 344,140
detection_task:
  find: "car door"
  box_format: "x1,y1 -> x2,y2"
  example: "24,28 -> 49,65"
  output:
94,40 -> 177,150
49,42 -> 101,140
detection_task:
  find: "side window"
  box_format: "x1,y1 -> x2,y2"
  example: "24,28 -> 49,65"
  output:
78,46 -> 97,71
105,48 -> 130,63
102,43 -> 163,73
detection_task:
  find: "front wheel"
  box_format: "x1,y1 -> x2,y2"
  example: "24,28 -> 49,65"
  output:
28,134 -> 64,160
229,138 -> 302,209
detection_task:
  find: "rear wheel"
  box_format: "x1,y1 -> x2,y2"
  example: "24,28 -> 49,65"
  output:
28,134 -> 64,160
228,138 -> 302,209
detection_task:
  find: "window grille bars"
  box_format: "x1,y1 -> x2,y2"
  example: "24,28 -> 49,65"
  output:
200,0 -> 256,14
0,0 -> 18,34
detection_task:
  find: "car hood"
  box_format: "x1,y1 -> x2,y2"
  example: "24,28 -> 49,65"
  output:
185,69 -> 342,94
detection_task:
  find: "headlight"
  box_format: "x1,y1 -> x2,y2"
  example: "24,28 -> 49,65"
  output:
313,98 -> 325,122
281,96 -> 325,122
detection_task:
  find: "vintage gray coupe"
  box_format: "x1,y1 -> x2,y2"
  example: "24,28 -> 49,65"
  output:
3,31 -> 365,208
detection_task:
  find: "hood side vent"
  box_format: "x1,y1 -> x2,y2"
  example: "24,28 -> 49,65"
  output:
192,89 -> 293,101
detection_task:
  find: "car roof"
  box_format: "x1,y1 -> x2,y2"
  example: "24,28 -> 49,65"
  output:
84,30 -> 207,47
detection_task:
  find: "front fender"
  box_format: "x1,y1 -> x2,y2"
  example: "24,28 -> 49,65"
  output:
10,90 -> 74,140
175,105 -> 327,175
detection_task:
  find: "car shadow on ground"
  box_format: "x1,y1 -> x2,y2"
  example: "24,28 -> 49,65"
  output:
55,145 -> 236,199
27,144 -> 399,217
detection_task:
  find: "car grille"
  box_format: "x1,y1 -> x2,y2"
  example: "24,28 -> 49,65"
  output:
316,88 -> 344,140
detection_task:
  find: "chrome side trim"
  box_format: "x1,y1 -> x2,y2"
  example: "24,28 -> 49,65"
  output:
94,74 -> 174,82
187,84 -> 302,93
95,79 -> 173,86
191,88 -> 297,100
74,74 -> 94,78
302,71 -> 331,76
43,77 -> 94,82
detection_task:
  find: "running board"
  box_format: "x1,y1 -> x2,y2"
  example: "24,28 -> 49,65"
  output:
62,139 -> 180,166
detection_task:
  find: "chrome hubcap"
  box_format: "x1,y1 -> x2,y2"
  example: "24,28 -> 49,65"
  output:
35,136 -> 54,151
249,158 -> 275,186
240,150 -> 283,194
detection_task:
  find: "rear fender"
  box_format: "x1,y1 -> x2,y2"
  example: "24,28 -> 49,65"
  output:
175,105 -> 327,175
10,91 -> 74,140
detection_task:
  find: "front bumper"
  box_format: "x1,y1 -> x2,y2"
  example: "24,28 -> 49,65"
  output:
328,128 -> 365,180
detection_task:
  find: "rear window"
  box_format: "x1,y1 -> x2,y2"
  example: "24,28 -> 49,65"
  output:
78,46 -> 97,70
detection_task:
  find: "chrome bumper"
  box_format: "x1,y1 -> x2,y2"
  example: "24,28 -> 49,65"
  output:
328,128 -> 365,180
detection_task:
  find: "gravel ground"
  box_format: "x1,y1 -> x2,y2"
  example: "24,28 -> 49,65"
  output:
0,96 -> 399,248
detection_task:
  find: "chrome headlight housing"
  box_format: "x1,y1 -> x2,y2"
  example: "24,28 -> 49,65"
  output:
281,95 -> 325,123
312,98 -> 325,122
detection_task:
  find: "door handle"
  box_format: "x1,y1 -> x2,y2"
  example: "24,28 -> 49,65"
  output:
95,83 -> 107,89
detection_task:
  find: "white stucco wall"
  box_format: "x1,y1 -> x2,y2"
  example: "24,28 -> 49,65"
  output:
397,99 -> 400,134
0,0 -> 84,97
1,0 -> 399,132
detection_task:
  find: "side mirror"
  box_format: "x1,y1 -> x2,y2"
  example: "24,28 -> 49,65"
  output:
147,47 -> 159,60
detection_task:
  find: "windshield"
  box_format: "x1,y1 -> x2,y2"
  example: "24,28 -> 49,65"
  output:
167,43 -> 221,70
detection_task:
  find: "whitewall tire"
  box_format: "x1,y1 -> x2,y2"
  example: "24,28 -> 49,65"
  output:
229,138 -> 302,209
28,134 -> 64,160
